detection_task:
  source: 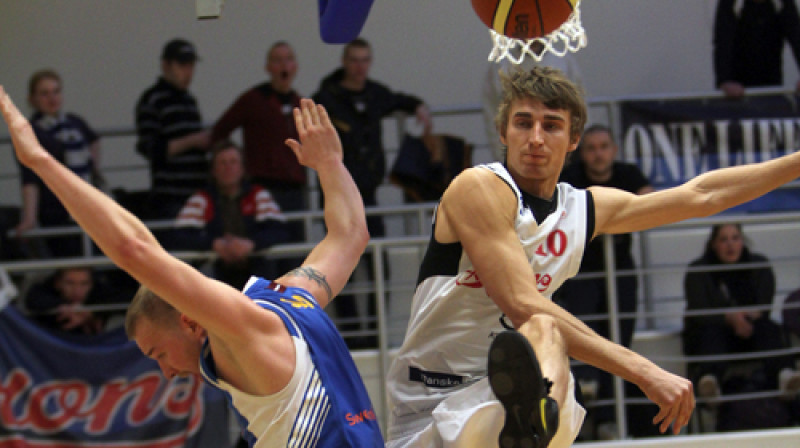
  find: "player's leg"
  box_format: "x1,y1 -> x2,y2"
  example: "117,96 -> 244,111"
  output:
520,314 -> 570,409
489,314 -> 569,447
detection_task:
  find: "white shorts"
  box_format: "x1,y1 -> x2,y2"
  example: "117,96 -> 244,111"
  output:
386,374 -> 585,448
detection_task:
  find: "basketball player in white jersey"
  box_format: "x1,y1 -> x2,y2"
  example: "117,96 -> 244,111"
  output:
0,91 -> 383,447
385,66 -> 800,448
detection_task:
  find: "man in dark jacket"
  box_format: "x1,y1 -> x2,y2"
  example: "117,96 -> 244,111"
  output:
172,140 -> 289,289
713,0 -> 800,97
312,37 -> 432,347
134,39 -> 210,220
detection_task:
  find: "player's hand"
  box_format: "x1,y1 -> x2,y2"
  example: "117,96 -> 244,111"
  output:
285,98 -> 342,170
640,368 -> 695,435
0,86 -> 52,168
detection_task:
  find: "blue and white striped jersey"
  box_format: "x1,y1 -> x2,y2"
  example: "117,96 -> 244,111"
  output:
199,277 -> 383,448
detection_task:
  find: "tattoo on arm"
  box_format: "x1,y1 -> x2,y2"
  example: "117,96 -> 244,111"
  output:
286,266 -> 333,302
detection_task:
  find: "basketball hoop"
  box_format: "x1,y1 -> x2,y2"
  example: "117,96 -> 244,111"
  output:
487,4 -> 587,65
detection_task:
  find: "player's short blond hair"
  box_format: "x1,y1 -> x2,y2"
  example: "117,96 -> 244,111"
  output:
124,285 -> 179,339
495,66 -> 587,144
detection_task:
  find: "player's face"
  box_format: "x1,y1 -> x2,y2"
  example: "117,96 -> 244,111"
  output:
162,61 -> 196,90
134,316 -> 204,379
712,224 -> 744,264
342,46 -> 371,86
500,98 -> 578,197
266,44 -> 298,93
580,130 -> 616,179
29,77 -> 63,116
212,147 -> 244,191
55,269 -> 93,304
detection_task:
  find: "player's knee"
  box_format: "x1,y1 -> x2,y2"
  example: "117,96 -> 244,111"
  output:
527,314 -> 559,339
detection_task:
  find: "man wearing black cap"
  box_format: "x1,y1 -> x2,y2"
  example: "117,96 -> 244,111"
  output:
134,38 -> 210,223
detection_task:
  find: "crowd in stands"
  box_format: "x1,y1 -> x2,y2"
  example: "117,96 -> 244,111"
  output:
2,37 -> 435,352
3,2 -> 800,439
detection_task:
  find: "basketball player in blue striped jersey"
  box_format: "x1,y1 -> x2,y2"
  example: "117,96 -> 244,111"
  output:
0,91 -> 383,448
386,66 -> 800,448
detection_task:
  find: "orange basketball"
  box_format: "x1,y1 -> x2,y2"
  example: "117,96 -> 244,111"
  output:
471,0 -> 578,40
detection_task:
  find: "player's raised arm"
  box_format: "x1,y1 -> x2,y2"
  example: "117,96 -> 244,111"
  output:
0,86 -> 253,340
280,99 -> 369,307
593,150 -> 800,236
1,85 -> 161,267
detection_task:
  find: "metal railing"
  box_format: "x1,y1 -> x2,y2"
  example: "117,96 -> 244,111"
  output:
3,208 -> 800,437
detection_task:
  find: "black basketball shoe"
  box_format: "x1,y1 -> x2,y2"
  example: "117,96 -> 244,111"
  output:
488,330 -> 559,448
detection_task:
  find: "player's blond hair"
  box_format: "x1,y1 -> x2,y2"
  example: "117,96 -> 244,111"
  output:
495,66 -> 587,144
124,285 -> 179,339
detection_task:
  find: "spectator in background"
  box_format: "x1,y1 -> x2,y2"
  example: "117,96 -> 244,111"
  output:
14,69 -> 101,258
135,38 -> 210,221
172,140 -> 289,289
313,37 -> 432,348
683,224 -> 800,410
212,41 -> 306,219
211,41 -> 307,280
25,267 -> 109,335
713,0 -> 800,97
557,124 -> 653,438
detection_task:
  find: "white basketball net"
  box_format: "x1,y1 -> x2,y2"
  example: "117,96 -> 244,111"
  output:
487,4 -> 587,65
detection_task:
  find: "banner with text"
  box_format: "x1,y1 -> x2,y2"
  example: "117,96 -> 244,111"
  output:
0,305 -> 230,448
620,94 -> 800,213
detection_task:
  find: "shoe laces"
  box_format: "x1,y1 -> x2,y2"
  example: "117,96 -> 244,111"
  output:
544,378 -> 553,395
499,314 -> 514,330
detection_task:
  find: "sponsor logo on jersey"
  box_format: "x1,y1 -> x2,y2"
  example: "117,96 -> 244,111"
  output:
455,269 -> 483,288
345,408 -> 377,426
409,366 -> 467,388
281,294 -> 315,309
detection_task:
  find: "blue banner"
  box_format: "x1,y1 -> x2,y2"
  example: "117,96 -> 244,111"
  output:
0,305 -> 230,448
620,94 -> 800,213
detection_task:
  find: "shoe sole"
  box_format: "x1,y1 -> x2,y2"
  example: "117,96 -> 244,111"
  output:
488,330 -> 557,448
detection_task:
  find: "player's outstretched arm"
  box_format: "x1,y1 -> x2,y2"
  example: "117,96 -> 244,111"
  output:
280,99 -> 369,307
0,86 -> 252,341
594,150 -> 800,236
438,167 -> 694,434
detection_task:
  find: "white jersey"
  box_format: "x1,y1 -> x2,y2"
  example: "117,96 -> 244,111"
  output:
201,334 -> 317,448
387,162 -> 591,441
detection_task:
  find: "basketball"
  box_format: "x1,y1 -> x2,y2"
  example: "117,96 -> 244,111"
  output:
471,0 -> 578,40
